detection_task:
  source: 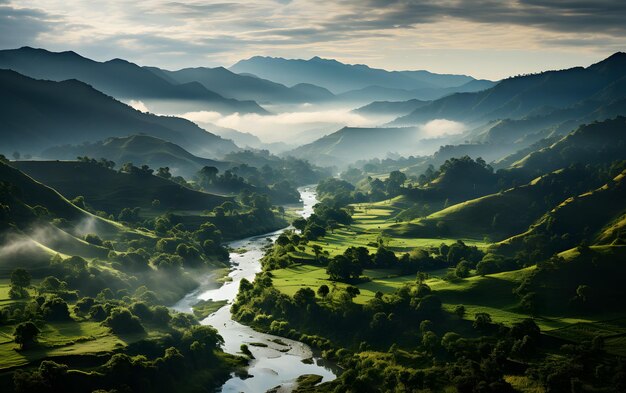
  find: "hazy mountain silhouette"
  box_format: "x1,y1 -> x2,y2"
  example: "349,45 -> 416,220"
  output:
0,47 -> 267,114
288,126 -> 446,166
147,66 -> 334,104
0,69 -> 239,158
392,52 -> 626,126
229,55 -> 478,94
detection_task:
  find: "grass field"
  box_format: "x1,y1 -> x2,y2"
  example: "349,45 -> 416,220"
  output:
0,281 -> 153,370
276,195 -> 626,352
300,198 -> 488,260
0,320 -> 126,370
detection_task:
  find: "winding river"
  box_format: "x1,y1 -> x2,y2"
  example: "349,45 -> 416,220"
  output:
173,186 -> 337,392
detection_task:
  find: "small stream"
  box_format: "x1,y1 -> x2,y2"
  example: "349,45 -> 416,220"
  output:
173,185 -> 337,392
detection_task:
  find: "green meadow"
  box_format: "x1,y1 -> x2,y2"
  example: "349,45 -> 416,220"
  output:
276,197 -> 626,345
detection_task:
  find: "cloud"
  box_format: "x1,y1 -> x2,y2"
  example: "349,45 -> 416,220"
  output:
4,0 -> 625,79
179,107 -> 378,143
128,99 -> 149,113
419,119 -> 465,139
0,5 -> 57,47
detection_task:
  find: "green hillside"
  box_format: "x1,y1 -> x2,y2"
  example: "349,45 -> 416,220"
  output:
498,169 -> 626,256
42,135 -> 232,178
13,161 -> 229,216
511,116 -> 626,178
389,165 -> 612,241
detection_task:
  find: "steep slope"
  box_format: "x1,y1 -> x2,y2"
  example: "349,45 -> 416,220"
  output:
42,135 -> 232,178
0,70 -> 239,157
149,66 -> 334,104
230,56 -> 474,94
0,47 -> 266,114
0,161 -> 141,270
13,161 -> 229,215
389,165 -> 608,241
498,169 -> 626,255
392,52 -> 626,126
510,116 -> 626,179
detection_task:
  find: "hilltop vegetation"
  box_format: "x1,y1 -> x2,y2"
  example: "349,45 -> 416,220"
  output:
42,135 -> 232,179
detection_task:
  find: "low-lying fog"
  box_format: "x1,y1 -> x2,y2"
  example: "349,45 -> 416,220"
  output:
129,99 -> 466,155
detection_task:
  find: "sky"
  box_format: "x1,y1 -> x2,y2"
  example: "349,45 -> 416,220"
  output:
1,0 -> 625,80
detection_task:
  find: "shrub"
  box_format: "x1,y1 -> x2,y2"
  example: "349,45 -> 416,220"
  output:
103,308 -> 145,334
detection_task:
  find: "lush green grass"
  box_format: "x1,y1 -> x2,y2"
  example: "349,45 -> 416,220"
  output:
505,375 -> 546,393
271,263 -> 436,304
192,299 -> 228,320
300,199 -> 488,261
0,321 -> 125,370
0,280 -> 39,307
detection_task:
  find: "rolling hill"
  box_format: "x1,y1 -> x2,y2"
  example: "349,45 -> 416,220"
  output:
0,69 -> 239,158
498,169 -> 626,255
0,47 -> 267,114
42,135 -> 232,178
0,161 -> 144,271
509,116 -> 626,178
13,161 -> 230,215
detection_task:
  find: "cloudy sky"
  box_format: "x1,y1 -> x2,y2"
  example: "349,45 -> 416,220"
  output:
2,0 -> 625,79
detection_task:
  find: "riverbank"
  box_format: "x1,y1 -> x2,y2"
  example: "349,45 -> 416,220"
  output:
173,186 -> 337,392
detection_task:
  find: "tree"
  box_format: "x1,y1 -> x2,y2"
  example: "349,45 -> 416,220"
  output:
156,167 -> 172,179
198,166 -> 219,187
11,268 -> 31,288
9,268 -> 31,299
84,233 -> 103,246
422,331 -> 439,353
41,297 -> 71,321
311,245 -> 323,262
293,217 -> 307,231
293,287 -> 316,305
317,284 -> 330,299
14,321 -> 40,349
455,260 -> 471,278
103,308 -> 144,334
327,255 -> 362,281
346,286 -> 360,299
473,312 -> 492,330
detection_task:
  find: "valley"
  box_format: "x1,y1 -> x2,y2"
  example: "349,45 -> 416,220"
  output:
0,14 -> 625,392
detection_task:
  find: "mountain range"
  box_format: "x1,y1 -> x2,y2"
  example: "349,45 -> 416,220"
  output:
146,66 -> 334,104
392,52 -> 626,127
230,55 -> 494,98
0,47 -> 267,115
0,69 -> 238,158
